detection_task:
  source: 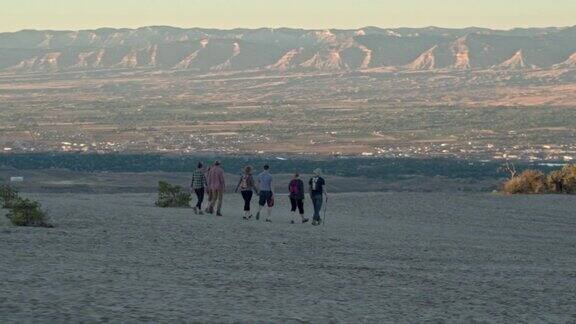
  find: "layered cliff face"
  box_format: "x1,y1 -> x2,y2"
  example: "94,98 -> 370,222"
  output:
1,26 -> 576,74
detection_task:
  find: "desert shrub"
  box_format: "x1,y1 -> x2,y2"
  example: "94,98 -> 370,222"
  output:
547,170 -> 565,193
6,198 -> 53,228
561,165 -> 576,193
546,164 -> 576,194
502,169 -> 546,194
155,181 -> 191,208
0,184 -> 19,209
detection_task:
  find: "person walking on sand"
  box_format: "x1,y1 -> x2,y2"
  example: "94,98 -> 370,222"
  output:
289,172 -> 308,224
204,165 -> 213,210
255,164 -> 274,222
190,162 -> 207,215
235,165 -> 258,220
205,160 -> 225,216
309,168 -> 327,226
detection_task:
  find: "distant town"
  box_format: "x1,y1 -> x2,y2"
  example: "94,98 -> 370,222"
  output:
2,123 -> 575,163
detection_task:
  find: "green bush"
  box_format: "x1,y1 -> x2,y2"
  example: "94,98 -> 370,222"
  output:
0,184 -> 19,209
155,181 -> 191,208
7,198 -> 53,228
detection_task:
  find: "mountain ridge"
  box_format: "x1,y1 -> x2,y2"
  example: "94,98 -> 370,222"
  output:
1,25 -> 576,74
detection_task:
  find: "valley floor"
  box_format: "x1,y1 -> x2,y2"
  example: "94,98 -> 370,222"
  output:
1,192 -> 575,322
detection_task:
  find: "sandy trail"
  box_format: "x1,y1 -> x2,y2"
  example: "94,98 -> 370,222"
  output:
1,192 -> 575,322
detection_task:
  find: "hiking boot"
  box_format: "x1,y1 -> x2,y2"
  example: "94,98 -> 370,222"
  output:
265,219 -> 272,223
216,212 -> 223,217
302,218 -> 309,224
312,220 -> 320,226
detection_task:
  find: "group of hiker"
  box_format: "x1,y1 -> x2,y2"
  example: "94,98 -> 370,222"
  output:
190,161 -> 328,226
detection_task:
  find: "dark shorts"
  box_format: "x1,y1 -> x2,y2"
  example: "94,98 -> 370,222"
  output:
290,197 -> 304,214
259,190 -> 273,207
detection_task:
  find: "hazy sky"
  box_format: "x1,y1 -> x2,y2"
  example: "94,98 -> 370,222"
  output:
2,0 -> 575,32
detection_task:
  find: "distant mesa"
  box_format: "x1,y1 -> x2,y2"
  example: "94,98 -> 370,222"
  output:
173,41 -> 207,70
300,49 -> 345,71
405,45 -> 438,71
210,42 -> 241,71
269,48 -> 304,71
494,50 -> 538,70
1,26 -> 576,74
357,44 -> 373,69
553,52 -> 576,69
451,37 -> 471,70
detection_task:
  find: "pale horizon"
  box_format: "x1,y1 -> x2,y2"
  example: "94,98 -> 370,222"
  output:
1,0 -> 575,33
5,23 -> 576,33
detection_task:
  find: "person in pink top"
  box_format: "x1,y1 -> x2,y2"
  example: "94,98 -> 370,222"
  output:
205,160 -> 226,216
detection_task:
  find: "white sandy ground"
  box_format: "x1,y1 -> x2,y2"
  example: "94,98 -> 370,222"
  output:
1,192 -> 576,323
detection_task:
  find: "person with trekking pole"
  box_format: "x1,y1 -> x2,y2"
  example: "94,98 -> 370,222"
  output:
322,190 -> 329,226
309,168 -> 327,226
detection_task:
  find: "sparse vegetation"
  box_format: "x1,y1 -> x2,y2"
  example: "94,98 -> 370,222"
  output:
502,170 -> 546,194
155,181 -> 191,208
545,164 -> 576,194
502,164 -> 576,194
6,198 -> 53,228
0,184 -> 19,209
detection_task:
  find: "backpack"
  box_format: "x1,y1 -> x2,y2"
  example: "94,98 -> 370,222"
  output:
289,179 -> 300,195
239,175 -> 249,191
268,193 -> 275,207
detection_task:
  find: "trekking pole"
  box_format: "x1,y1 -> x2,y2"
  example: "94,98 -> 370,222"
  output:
322,195 -> 328,226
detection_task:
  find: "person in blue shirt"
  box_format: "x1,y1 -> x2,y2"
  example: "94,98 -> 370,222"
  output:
255,164 -> 274,222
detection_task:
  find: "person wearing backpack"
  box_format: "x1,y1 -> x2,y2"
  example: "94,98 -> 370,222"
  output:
235,165 -> 258,220
288,172 -> 308,224
309,168 -> 327,226
190,162 -> 207,215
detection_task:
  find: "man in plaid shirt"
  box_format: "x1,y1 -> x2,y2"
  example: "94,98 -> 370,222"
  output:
191,162 -> 207,214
